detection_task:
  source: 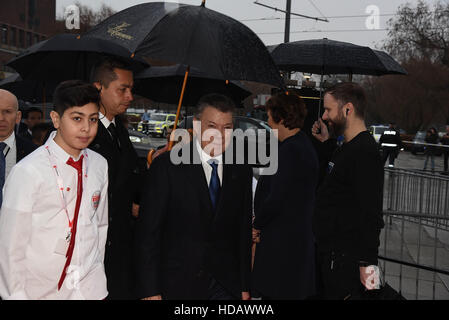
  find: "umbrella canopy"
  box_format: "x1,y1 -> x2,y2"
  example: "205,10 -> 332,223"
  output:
268,38 -> 407,76
133,64 -> 252,107
84,1 -> 282,87
0,74 -> 58,103
7,33 -> 147,82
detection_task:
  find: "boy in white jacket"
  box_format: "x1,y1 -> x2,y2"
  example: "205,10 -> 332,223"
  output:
0,80 -> 109,300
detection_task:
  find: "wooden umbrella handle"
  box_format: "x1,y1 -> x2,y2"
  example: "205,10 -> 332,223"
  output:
147,149 -> 156,167
168,66 -> 190,151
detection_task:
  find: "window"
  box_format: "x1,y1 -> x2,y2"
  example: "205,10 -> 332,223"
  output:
27,32 -> 32,47
238,120 -> 259,131
34,34 -> 39,44
1,25 -> 7,45
19,30 -> 25,48
9,27 -> 16,47
168,116 -> 176,122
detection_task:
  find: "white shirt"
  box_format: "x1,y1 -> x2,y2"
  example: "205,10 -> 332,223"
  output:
99,112 -> 116,136
2,131 -> 17,179
195,138 -> 223,187
0,131 -> 109,300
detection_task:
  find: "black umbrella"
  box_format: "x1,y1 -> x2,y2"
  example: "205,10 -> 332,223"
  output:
134,64 -> 252,107
7,33 -> 147,82
268,38 -> 407,76
0,74 -> 58,103
84,1 -> 282,149
84,1 -> 282,87
268,38 -> 407,116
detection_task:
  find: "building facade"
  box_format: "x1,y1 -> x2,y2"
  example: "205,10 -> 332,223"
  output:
0,0 -> 56,76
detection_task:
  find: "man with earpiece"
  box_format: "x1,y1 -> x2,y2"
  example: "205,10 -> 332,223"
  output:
89,58 -> 142,300
311,82 -> 385,300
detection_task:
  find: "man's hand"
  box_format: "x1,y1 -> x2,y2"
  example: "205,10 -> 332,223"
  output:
242,292 -> 251,300
142,295 -> 162,300
360,266 -> 381,290
252,228 -> 261,243
311,118 -> 329,142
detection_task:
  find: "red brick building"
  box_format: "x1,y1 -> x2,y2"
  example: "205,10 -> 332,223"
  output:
0,0 -> 56,76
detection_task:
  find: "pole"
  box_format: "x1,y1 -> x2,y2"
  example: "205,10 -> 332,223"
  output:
283,0 -> 292,82
284,0 -> 291,43
42,83 -> 46,120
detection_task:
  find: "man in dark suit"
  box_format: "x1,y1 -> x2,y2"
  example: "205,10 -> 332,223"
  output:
89,59 -> 142,299
134,94 -> 253,300
18,107 -> 43,141
0,89 -> 37,207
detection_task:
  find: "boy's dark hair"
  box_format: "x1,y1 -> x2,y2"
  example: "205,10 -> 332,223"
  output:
53,80 -> 100,115
324,82 -> 367,119
24,107 -> 43,119
91,58 -> 133,88
194,93 -> 235,119
266,91 -> 307,129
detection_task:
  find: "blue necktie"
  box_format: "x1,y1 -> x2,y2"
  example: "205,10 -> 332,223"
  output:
208,160 -> 221,212
0,142 -> 7,208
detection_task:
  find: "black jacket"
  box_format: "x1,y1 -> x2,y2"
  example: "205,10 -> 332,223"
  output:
134,141 -> 253,299
16,134 -> 37,162
425,131 -> 439,154
252,131 -> 319,299
313,131 -> 384,265
89,118 -> 141,299
379,129 -> 402,150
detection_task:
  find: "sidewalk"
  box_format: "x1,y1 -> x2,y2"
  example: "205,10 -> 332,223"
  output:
379,218 -> 449,300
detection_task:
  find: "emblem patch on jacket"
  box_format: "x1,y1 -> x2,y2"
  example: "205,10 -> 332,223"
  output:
92,191 -> 101,210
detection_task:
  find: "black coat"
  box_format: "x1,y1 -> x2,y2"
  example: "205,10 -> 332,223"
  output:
89,118 -> 141,299
252,131 -> 319,299
134,141 -> 253,300
16,134 -> 37,162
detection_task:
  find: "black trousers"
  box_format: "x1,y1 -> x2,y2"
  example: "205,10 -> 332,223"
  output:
208,276 -> 238,300
382,148 -> 398,166
316,252 -> 364,300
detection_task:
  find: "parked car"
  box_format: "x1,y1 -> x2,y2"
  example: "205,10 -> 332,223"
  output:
137,113 -> 180,137
369,125 -> 389,143
128,129 -> 156,159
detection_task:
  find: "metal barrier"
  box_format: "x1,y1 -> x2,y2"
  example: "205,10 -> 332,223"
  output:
380,168 -> 449,300
383,168 -> 449,229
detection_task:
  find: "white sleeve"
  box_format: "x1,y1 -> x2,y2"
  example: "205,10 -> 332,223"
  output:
0,164 -> 37,300
97,164 -> 109,265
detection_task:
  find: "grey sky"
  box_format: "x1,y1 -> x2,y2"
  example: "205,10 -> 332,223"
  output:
56,0 -> 440,48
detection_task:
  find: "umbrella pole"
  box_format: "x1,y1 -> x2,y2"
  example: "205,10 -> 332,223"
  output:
43,83 -> 46,120
318,73 -> 323,119
168,66 -> 190,151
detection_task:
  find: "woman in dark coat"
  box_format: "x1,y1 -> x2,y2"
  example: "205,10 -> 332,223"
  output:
251,92 -> 319,299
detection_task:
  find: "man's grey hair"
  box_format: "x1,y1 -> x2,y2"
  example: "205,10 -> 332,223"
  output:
194,93 -> 235,119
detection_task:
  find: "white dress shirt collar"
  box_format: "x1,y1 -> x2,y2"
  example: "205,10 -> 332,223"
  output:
99,112 -> 116,129
195,138 -> 223,165
46,131 -> 83,162
2,131 -> 16,150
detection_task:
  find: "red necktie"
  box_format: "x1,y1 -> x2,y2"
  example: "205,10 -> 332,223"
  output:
58,155 -> 84,291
